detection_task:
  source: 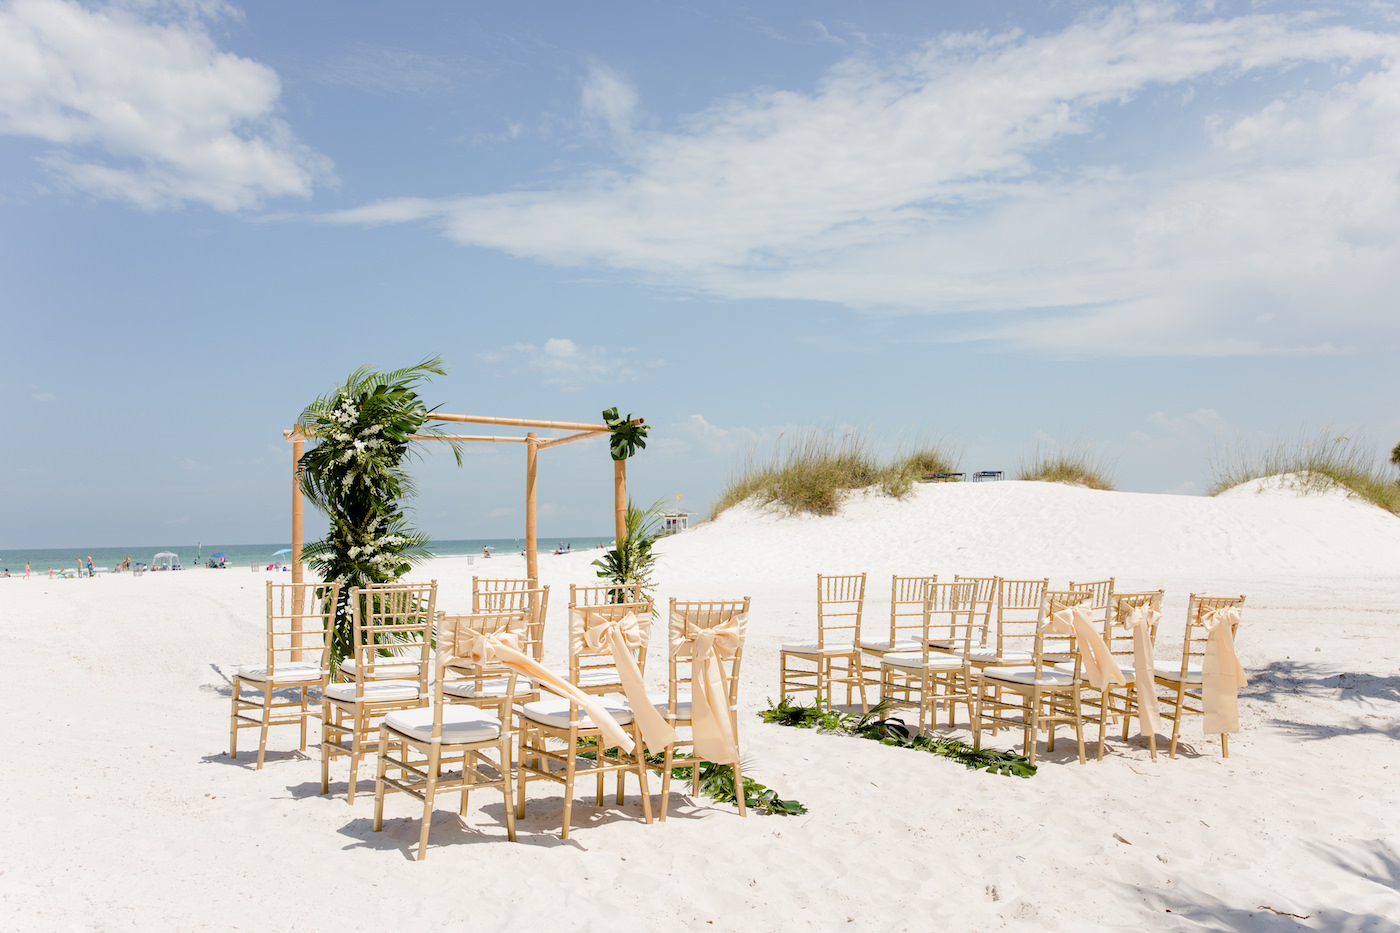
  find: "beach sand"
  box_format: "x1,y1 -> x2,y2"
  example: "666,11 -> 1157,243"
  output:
2,478 -> 1398,930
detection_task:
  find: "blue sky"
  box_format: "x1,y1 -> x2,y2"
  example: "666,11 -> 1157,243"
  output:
2,0 -> 1397,548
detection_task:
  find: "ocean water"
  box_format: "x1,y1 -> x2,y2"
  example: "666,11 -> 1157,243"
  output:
0,536 -> 612,576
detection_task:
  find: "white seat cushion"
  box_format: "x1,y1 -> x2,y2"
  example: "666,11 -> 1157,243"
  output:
781,642 -> 857,655
953,647 -> 1033,665
1154,664 -> 1203,684
324,680 -> 423,703
519,695 -> 635,730
927,639 -> 958,650
980,666 -> 1076,687
442,676 -> 534,699
384,706 -> 502,744
1052,661 -> 1138,683
881,653 -> 964,672
860,638 -> 922,653
236,661 -> 324,684
574,668 -> 622,688
652,691 -> 693,721
339,657 -> 421,679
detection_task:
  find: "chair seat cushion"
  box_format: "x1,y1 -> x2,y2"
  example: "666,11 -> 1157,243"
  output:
1154,664 -> 1203,684
236,661 -> 324,684
781,641 -> 856,656
324,680 -> 424,703
926,639 -> 959,650
442,676 -> 534,699
953,647 -> 1033,665
860,638 -> 922,653
574,668 -> 622,689
652,691 -> 693,721
519,695 -> 635,730
881,653 -> 965,672
384,706 -> 502,744
338,657 -> 421,679
1051,661 -> 1138,683
980,666 -> 1076,687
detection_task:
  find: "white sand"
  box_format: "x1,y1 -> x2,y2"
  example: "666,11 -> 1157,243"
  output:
3,478 -> 1399,930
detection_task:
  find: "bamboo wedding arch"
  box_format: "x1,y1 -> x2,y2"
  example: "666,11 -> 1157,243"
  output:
283,412 -> 642,588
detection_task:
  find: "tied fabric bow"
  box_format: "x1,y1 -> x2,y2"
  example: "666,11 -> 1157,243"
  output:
579,611 -> 678,752
675,613 -> 745,765
1113,605 -> 1162,737
447,625 -> 637,754
1041,606 -> 1125,690
1200,606 -> 1247,735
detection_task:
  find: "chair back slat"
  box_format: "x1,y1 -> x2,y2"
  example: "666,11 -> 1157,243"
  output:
265,581 -> 338,673
954,575 -> 999,646
816,573 -> 866,649
472,576 -> 531,611
474,583 -> 550,660
1069,578 -> 1116,630
570,582 -> 644,608
1106,590 -> 1164,662
996,578 -> 1049,657
922,580 -> 976,660
348,581 -> 437,696
888,575 -> 936,646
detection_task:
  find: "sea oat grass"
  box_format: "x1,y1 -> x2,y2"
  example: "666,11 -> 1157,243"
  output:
1209,429 -> 1400,516
1016,444 -> 1116,490
710,430 -> 959,517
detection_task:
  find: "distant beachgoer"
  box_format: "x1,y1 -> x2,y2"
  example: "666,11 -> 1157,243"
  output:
48,566 -> 53,578
2,569 -> 9,578
483,546 -> 490,559
87,556 -> 95,577
76,558 -> 83,577
25,561 -> 31,579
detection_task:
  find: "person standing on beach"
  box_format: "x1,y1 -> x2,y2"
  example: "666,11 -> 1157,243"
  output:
76,558 -> 83,577
25,561 -> 31,579
86,556 -> 95,577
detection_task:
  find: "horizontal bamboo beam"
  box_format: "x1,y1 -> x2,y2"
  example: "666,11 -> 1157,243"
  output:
536,428 -> 611,450
408,434 -> 528,443
431,413 -> 611,431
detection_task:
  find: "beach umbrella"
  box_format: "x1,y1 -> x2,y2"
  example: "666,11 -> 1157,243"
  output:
212,553 -> 228,560
271,548 -> 292,557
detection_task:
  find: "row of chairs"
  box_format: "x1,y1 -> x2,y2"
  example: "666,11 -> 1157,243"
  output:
229,579 -> 751,858
779,574 -> 1246,763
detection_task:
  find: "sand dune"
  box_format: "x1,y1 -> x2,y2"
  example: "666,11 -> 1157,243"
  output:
2,479 -> 1398,930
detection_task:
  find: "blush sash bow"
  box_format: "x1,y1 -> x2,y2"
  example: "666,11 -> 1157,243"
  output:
680,615 -> 745,765
1200,606 -> 1247,735
1041,607 -> 1125,690
1113,605 -> 1162,737
454,629 -> 637,754
580,612 -> 678,752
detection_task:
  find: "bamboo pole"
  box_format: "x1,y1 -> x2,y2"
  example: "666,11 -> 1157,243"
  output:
407,434 -> 530,443
535,428 -> 611,450
291,425 -> 305,661
526,433 -> 539,587
431,413 -> 609,431
614,458 -> 627,549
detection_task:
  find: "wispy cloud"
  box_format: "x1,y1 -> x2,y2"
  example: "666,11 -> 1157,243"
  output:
306,43 -> 460,96
579,61 -> 637,144
478,337 -> 636,389
323,4 -> 1400,356
0,0 -> 333,210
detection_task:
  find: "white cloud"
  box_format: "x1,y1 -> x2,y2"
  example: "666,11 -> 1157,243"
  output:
580,62 -> 637,143
0,0 -> 332,210
479,337 -> 635,389
323,3 -> 1400,356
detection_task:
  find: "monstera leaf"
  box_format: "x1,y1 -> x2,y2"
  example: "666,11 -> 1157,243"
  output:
602,406 -> 649,461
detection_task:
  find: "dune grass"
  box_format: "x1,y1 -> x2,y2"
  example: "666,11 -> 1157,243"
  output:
1209,429 -> 1400,515
710,430 -> 959,518
1015,443 -> 1116,490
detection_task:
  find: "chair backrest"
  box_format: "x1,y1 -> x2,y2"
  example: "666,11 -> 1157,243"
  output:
472,577 -> 531,611
954,575 -> 999,645
1177,593 -> 1246,676
887,575 -> 937,646
347,581 -> 437,697
996,578 -> 1049,658
816,573 -> 866,649
265,581 -> 338,674
570,582 -> 644,607
1106,590 -> 1165,663
567,600 -> 654,688
1069,578 -> 1115,631
921,580 -> 976,660
432,611 -> 519,730
666,597 -> 750,719
1034,589 -> 1092,675
474,581 -> 550,661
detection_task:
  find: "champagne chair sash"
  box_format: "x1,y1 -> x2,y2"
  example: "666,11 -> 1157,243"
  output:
1200,606 -> 1247,735
1113,605 -> 1163,736
579,611 -> 678,752
1041,607 -> 1125,690
679,614 -> 745,765
448,628 -> 638,754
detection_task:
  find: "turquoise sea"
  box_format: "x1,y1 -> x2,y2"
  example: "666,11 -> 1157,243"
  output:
0,536 -> 612,576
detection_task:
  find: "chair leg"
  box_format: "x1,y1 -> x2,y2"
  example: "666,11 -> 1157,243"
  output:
320,702 -> 332,794
347,707 -> 366,804
1221,733 -> 1229,758
659,745 -> 675,821
500,739 -> 517,842
1169,686 -> 1186,759
418,743 -> 440,861
372,730 -> 388,832
228,678 -> 241,760
732,760 -> 746,817
561,754 -> 576,841
298,686 -> 310,752
257,689 -> 273,770
633,728 -> 653,825
515,727 -> 528,820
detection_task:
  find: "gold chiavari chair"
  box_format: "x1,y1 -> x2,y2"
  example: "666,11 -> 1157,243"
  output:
1154,594 -> 1246,758
779,573 -> 868,711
